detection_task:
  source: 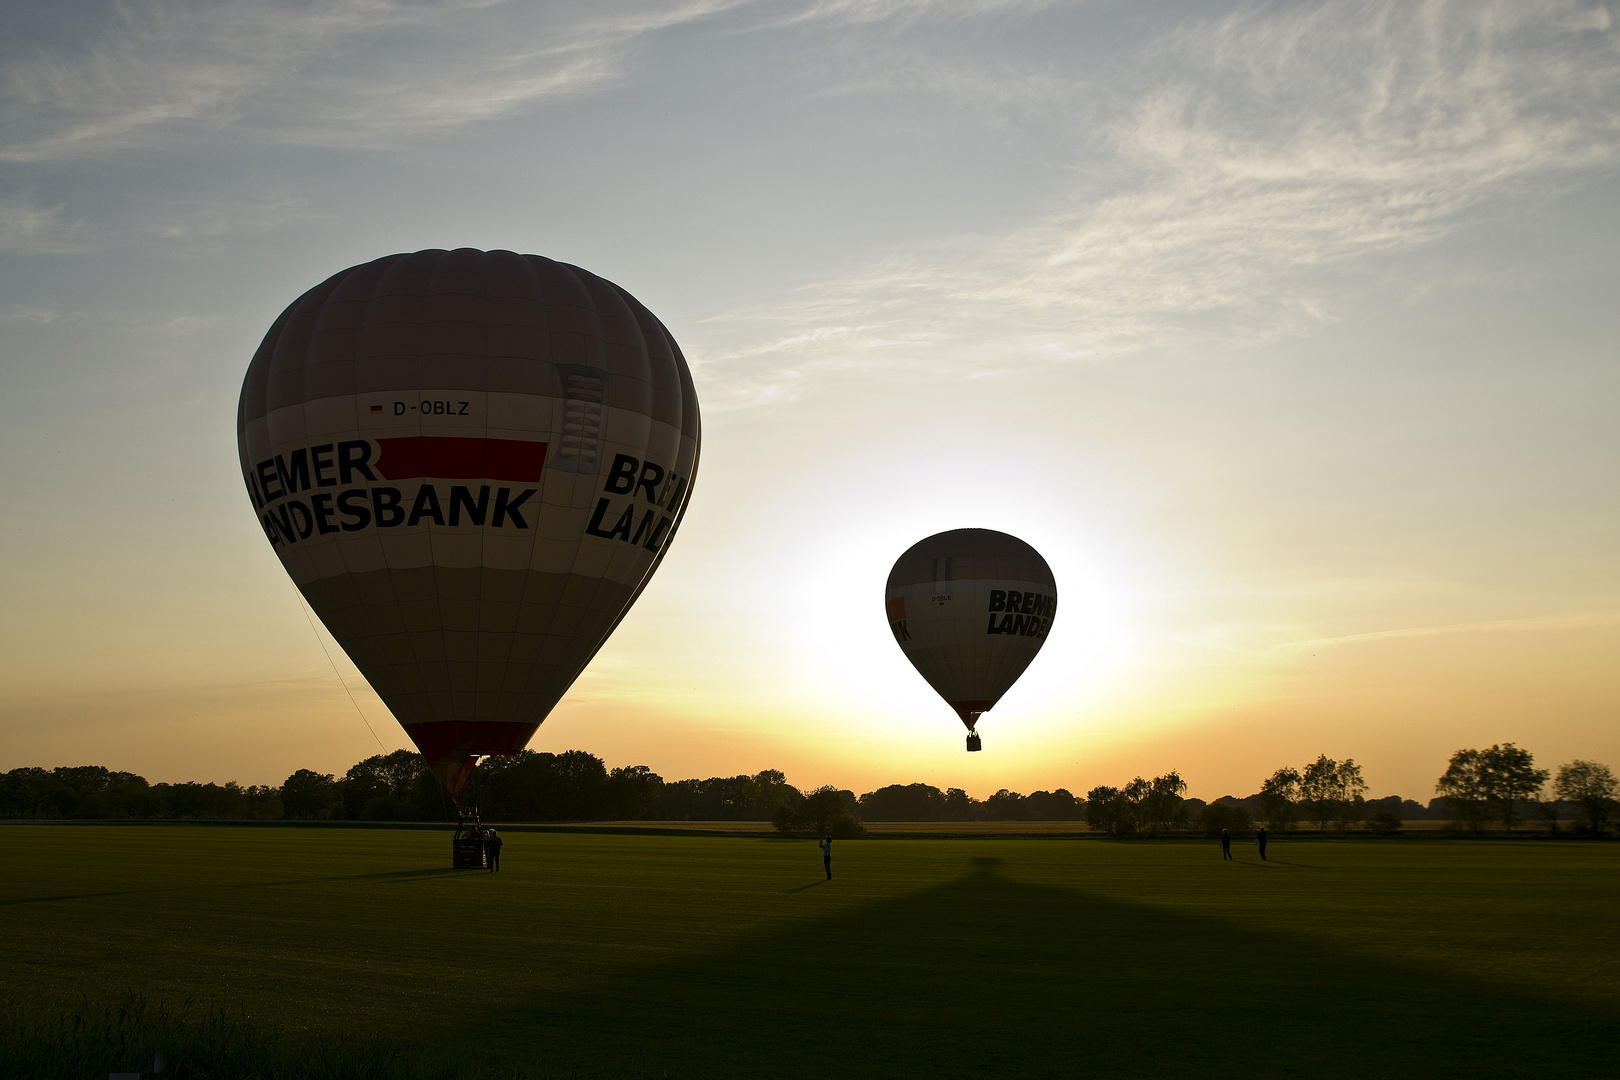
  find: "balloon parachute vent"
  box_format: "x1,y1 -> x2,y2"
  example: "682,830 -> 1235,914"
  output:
966,733 -> 982,752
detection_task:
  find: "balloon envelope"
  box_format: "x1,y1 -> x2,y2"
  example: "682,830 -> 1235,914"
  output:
238,249 -> 700,800
884,529 -> 1056,735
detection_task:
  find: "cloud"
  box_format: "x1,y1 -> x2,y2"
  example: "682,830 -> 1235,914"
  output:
1274,608 -> 1620,653
790,0 -> 1058,29
694,0 -> 1620,402
0,305 -> 58,325
0,189 -> 317,253
0,0 -> 746,162
0,194 -> 95,253
137,195 -> 319,244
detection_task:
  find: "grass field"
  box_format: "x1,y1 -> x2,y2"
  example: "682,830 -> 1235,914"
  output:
4,825 -> 1617,1079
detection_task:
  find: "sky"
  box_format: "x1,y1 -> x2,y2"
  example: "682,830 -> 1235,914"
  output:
1,0 -> 1616,802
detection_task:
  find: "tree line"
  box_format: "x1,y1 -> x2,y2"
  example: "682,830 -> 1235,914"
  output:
1,743 -> 1614,835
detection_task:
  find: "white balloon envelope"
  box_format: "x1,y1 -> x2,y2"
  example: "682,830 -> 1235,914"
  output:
885,529 -> 1056,750
237,249 -> 700,800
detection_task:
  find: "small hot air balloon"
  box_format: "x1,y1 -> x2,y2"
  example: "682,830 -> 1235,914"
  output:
238,249 -> 699,802
885,529 -> 1056,751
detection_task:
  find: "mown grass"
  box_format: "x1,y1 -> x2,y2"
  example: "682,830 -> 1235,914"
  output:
3,825 -> 1616,1078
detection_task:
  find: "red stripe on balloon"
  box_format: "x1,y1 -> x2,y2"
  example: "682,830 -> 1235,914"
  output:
404,720 -> 539,757
374,437 -> 547,482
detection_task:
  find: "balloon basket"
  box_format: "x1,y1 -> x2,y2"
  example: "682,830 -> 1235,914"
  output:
966,733 -> 982,752
451,809 -> 488,870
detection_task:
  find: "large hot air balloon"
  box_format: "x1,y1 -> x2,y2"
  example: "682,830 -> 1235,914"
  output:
238,249 -> 699,802
884,529 -> 1056,751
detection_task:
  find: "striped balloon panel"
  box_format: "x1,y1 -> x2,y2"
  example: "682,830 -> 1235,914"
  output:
237,249 -> 700,794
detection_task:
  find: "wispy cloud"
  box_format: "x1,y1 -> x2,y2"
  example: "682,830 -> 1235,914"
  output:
693,0 -> 1620,403
1274,608 -> 1620,653
0,190 -> 316,253
138,195 -> 319,244
0,0 -> 745,162
790,0 -> 1058,29
0,194 -> 94,253
0,305 -> 58,325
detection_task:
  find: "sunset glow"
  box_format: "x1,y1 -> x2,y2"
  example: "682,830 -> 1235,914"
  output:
1,0 -> 1616,802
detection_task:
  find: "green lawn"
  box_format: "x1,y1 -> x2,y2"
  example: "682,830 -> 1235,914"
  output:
4,825 -> 1617,1078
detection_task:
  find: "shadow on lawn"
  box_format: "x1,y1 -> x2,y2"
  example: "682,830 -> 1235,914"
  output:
249,867 -> 464,887
494,857 -> 1616,1080
4,867 -> 463,906
2,868 -> 462,908
0,889 -> 157,907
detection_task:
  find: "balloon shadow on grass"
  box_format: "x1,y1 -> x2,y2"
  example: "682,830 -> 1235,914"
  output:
6,867 -> 463,906
247,867 -> 465,888
0,889 -> 157,907
4,867 -> 468,907
488,856 -> 1616,1080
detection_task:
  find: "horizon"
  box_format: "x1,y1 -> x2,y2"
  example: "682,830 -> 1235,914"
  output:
2,1 -> 1617,804
0,741 -> 1573,808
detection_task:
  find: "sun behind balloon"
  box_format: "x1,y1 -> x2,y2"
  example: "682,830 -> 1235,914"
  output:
237,249 -> 700,801
885,529 -> 1057,752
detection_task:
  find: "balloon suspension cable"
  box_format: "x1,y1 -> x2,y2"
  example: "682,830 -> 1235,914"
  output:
293,587 -> 387,753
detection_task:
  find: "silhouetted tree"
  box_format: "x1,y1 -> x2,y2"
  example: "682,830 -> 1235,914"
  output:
1367,809 -> 1401,835
985,789 -> 1031,821
751,769 -> 802,820
801,787 -> 846,833
160,781 -> 251,819
605,765 -> 665,819
1438,745 -> 1548,833
341,751 -> 431,820
0,767 -> 56,817
1085,785 -> 1131,836
1479,744 -> 1548,831
1436,749 -> 1491,833
858,783 -> 948,821
1084,775 -> 1183,835
657,774 -> 777,820
1527,795 -> 1562,834
1025,789 -> 1081,821
1299,755 -> 1341,831
1142,773 -> 1188,835
1198,797 -> 1252,836
281,770 -> 338,819
1554,760 -> 1617,835
467,750 -> 610,820
1364,795 -> 1431,822
1259,767 -> 1301,830
1333,759 -> 1369,831
775,785 -> 864,837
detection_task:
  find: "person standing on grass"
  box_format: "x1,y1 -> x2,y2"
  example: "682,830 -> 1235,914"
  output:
1220,828 -> 1232,860
486,829 -> 503,873
820,835 -> 833,880
1255,827 -> 1269,861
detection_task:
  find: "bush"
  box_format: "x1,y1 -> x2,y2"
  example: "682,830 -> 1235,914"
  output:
826,812 -> 867,838
1197,799 -> 1252,836
772,798 -> 866,838
359,793 -> 398,821
1367,809 -> 1402,835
